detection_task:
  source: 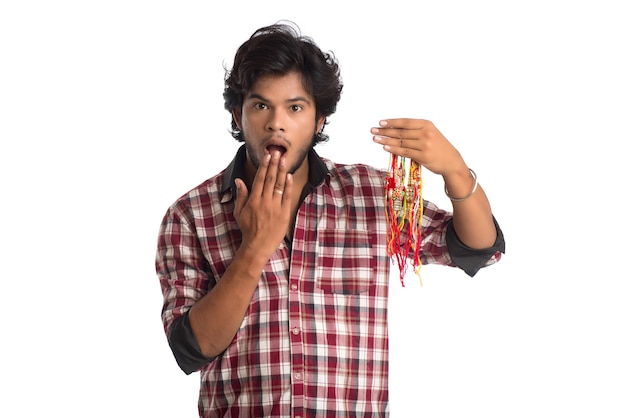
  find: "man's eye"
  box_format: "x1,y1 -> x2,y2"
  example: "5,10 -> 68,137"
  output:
291,105 -> 302,112
254,103 -> 267,110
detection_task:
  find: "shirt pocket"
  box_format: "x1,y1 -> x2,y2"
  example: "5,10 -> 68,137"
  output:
315,229 -> 375,294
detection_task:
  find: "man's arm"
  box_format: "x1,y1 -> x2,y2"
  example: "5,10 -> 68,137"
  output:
443,171 -> 496,249
188,150 -> 293,358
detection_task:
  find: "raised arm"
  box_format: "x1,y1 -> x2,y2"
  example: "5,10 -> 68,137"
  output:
372,118 -> 496,249
189,151 -> 293,358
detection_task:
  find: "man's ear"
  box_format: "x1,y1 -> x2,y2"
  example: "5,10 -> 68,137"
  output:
316,117 -> 326,134
232,109 -> 242,129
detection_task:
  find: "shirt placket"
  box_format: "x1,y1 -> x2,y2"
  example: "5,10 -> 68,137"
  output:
287,201 -> 318,418
288,247 -> 305,418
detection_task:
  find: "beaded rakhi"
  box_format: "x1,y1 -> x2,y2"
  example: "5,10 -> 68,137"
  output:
385,154 -> 424,286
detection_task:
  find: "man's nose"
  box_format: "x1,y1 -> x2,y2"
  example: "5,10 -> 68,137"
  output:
266,109 -> 286,131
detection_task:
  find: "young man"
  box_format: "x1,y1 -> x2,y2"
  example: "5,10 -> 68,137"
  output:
156,22 -> 505,417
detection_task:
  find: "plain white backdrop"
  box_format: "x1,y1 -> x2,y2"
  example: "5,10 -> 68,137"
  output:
1,1 -> 625,416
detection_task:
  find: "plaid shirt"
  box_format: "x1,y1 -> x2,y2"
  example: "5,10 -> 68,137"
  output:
156,146 -> 504,417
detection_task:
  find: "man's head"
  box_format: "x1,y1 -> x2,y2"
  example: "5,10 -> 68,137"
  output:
223,22 -> 343,146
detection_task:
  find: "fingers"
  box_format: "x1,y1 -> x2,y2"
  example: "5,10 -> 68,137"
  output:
371,118 -> 461,175
378,118 -> 431,130
371,119 -> 439,150
278,172 -> 293,201
250,150 -> 290,203
261,152 -> 279,197
371,119 -> 432,137
372,128 -> 424,153
264,151 -> 289,200
272,162 -> 292,201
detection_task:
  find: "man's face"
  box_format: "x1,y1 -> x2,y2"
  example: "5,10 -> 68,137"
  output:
234,72 -> 325,177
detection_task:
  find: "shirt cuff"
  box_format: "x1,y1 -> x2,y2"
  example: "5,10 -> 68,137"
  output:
445,216 -> 506,277
167,310 -> 214,375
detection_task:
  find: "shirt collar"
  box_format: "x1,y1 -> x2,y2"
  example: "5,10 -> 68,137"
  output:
220,145 -> 330,202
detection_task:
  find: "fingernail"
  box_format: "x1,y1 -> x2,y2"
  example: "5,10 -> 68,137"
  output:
371,128 -> 379,133
373,135 -> 383,142
380,120 -> 388,126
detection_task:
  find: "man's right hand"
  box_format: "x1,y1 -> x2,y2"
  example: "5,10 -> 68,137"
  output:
233,150 -> 293,262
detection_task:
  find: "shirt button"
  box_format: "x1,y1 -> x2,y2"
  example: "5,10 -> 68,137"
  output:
294,372 -> 302,380
292,327 -> 300,335
290,284 -> 298,291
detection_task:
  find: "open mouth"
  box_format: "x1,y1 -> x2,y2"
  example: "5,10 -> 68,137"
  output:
266,144 -> 287,156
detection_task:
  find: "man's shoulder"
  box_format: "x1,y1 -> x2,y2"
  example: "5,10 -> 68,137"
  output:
167,169 -> 227,213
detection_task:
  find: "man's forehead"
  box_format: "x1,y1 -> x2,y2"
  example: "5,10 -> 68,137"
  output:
246,72 -> 311,100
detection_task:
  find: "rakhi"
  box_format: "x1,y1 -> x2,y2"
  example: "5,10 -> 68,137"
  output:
385,154 -> 424,286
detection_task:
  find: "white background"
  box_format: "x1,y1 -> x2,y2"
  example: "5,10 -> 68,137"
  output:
1,1 -> 625,417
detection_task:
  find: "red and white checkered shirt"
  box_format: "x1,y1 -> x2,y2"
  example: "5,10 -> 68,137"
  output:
157,147 -> 503,417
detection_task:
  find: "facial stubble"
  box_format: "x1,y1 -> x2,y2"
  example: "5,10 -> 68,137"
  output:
243,133 -> 315,175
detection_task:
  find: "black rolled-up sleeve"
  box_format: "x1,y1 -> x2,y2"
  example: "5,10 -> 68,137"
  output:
446,217 -> 505,277
168,310 -> 214,375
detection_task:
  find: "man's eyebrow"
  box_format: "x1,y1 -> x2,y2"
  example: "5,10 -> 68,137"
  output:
247,93 -> 312,105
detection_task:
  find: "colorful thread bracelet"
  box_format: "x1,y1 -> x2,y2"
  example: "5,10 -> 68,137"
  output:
385,155 -> 423,286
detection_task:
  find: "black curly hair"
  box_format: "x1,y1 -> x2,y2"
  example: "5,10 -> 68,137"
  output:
223,22 -> 343,145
